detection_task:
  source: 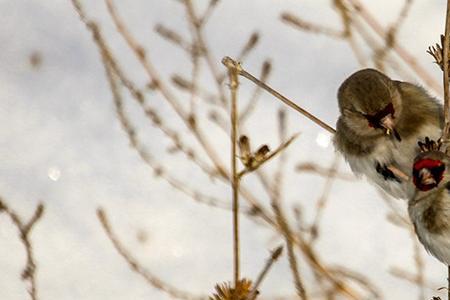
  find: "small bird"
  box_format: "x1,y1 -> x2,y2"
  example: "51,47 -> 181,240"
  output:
409,149 -> 450,265
334,68 -> 443,199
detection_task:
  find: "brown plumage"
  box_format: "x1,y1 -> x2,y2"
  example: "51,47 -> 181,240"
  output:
409,150 -> 450,264
334,69 -> 443,199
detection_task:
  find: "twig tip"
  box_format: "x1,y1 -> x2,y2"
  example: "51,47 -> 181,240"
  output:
221,56 -> 242,72
271,245 -> 284,260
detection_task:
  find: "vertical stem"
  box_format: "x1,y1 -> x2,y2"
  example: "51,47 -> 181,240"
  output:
448,265 -> 450,300
443,0 -> 450,147
224,57 -> 241,289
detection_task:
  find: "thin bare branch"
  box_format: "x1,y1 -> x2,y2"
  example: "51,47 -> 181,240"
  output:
221,56 -> 336,134
239,60 -> 272,124
442,0 -> 450,149
373,0 -> 414,71
389,267 -> 437,290
184,0 -> 228,106
270,192 -> 308,299
237,32 -> 260,61
199,0 -> 219,25
330,266 -> 382,299
238,133 -> 299,178
223,55 -> 241,288
281,13 -> 344,38
346,0 -> 441,94
0,198 -> 44,300
102,56 -> 230,212
154,24 -> 193,54
97,208 -> 207,300
295,162 -> 355,181
217,32 -> 263,85
247,246 -> 284,300
309,156 -> 340,242
104,0 -> 229,178
171,74 -> 220,105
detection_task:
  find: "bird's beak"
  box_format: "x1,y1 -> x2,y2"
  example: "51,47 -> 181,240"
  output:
419,168 -> 436,186
380,115 -> 401,141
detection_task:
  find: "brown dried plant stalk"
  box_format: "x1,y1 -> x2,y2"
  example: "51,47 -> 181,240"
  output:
0,198 -> 44,300
223,56 -> 241,288
283,0 -> 441,94
345,0 -> 441,93
71,0 -> 239,216
221,56 -> 335,135
271,175 -> 307,298
442,1 -> 450,152
444,3 -> 450,299
102,0 -> 282,229
246,246 -> 283,300
223,57 -> 307,300
104,0 -> 228,179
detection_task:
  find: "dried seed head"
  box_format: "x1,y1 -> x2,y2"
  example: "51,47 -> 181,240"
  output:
254,145 -> 270,163
238,135 -> 251,155
238,135 -> 252,167
209,278 -> 254,300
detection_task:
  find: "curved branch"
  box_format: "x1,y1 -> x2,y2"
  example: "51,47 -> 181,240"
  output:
97,208 -> 207,300
0,198 -> 44,300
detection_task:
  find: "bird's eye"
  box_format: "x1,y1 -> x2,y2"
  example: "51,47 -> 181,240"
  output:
344,108 -> 364,116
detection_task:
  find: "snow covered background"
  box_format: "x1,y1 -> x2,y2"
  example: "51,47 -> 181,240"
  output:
0,0 -> 448,299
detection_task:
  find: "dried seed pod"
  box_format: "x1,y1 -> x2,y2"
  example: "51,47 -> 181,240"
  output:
238,135 -> 252,167
254,145 -> 270,163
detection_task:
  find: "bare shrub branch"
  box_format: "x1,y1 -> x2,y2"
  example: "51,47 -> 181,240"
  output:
0,198 -> 44,300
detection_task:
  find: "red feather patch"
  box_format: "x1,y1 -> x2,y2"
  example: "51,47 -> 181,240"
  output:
413,158 -> 444,171
413,158 -> 445,191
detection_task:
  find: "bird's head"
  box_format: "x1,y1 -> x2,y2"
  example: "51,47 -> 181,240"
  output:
338,69 -> 402,141
413,151 -> 447,192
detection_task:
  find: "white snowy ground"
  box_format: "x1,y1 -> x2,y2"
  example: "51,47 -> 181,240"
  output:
0,1 -> 448,299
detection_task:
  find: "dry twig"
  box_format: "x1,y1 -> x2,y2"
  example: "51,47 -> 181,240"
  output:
0,198 -> 44,300
346,0 -> 441,93
246,246 -> 283,300
97,208 -> 207,300
295,162 -> 355,181
221,56 -> 335,134
104,0 -> 229,179
238,133 -> 299,178
222,56 -> 241,288
442,1 -> 450,151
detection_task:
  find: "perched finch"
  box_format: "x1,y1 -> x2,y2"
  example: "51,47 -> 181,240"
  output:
409,149 -> 450,265
334,69 -> 442,199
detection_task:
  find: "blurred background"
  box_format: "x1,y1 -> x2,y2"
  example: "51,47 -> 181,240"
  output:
0,0 -> 448,299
